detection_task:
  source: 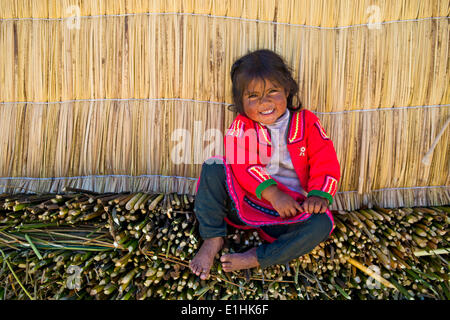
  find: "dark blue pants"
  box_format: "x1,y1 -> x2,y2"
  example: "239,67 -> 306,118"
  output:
194,159 -> 333,269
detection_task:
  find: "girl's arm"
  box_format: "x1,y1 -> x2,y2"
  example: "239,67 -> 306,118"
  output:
304,111 -> 341,205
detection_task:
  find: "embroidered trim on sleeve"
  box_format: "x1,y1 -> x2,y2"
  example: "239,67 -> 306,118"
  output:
288,111 -> 305,144
255,123 -> 272,145
322,175 -> 338,196
314,120 -> 330,140
226,119 -> 244,138
247,165 -> 271,183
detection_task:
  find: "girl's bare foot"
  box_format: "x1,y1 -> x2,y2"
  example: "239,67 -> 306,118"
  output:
189,237 -> 224,280
220,247 -> 259,272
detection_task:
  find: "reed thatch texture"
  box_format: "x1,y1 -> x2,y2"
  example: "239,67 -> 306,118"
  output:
1,0 -> 449,24
0,1 -> 449,210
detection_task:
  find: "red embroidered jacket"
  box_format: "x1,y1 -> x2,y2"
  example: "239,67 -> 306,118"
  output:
224,109 -> 340,205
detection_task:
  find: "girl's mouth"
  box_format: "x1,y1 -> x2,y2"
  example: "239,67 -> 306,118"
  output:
260,109 -> 275,115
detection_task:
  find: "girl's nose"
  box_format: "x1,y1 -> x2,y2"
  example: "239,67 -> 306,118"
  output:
259,94 -> 272,105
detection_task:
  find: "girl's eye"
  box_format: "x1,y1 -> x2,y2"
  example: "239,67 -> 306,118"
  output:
269,89 -> 280,94
248,94 -> 259,99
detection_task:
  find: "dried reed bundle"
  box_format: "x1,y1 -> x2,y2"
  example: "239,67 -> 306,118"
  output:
0,1 -> 448,211
1,13 -> 448,107
2,0 -> 449,26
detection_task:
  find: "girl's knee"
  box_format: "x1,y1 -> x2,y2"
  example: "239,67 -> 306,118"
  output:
204,157 -> 224,166
201,158 -> 225,175
199,158 -> 225,182
311,213 -> 334,242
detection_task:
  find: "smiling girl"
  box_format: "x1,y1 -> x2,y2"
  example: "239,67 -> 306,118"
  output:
189,49 -> 340,280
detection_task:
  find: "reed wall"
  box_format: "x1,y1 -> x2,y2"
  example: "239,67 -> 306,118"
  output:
0,1 -> 449,210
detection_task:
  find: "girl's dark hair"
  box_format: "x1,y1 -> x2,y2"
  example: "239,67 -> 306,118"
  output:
229,49 -> 301,114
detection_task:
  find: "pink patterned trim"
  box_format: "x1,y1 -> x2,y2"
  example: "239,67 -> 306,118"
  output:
195,178 -> 200,194
223,217 -> 253,230
288,110 -> 305,144
322,175 -> 338,197
325,210 -> 335,236
314,120 -> 330,140
226,119 -> 244,138
247,165 -> 271,184
255,123 -> 271,146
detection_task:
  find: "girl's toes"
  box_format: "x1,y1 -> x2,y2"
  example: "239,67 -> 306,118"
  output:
221,262 -> 232,272
200,269 -> 210,280
190,263 -> 200,275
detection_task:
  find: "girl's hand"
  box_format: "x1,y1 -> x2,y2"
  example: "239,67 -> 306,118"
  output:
261,185 -> 303,219
299,196 -> 329,214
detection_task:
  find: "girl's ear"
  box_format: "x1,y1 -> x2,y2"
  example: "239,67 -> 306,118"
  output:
285,88 -> 290,98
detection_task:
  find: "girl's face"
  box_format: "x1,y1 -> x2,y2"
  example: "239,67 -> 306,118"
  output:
242,78 -> 288,125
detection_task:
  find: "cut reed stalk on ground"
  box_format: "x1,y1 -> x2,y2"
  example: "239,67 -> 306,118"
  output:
0,191 -> 448,300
